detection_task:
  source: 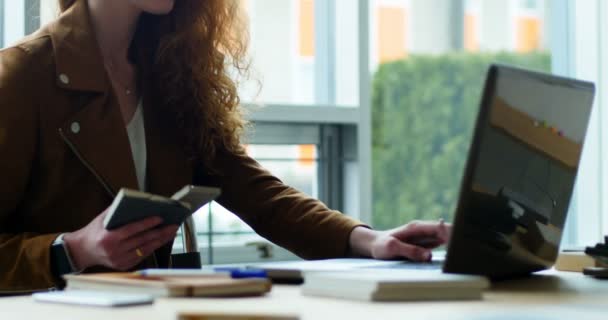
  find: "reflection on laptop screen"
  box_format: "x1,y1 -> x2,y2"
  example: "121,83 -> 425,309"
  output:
444,65 -> 595,279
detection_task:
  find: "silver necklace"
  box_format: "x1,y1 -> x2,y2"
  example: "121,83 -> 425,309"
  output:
104,60 -> 134,96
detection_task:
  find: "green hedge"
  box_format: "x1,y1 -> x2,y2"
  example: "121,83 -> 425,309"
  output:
372,52 -> 551,229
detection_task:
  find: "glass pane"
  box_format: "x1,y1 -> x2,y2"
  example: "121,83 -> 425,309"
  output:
1,0 -> 46,49
240,0 -> 316,105
241,0 -> 359,107
1,0 -> 25,49
192,144 -> 319,246
335,0 -> 360,106
371,0 -> 552,229
0,1 -> 3,48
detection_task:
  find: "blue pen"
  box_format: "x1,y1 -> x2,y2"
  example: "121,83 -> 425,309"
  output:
213,267 -> 267,279
136,268 -> 267,279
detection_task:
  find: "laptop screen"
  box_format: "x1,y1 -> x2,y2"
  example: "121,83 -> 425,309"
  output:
444,65 -> 595,278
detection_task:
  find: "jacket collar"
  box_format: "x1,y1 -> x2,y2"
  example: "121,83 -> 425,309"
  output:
48,0 -> 108,93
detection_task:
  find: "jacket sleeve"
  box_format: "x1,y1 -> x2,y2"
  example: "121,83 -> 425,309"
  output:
0,47 -> 60,291
209,147 -> 367,260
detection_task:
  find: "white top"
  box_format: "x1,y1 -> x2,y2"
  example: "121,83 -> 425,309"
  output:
126,101 -> 147,191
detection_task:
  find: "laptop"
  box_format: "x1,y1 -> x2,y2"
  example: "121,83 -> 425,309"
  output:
250,65 -> 596,282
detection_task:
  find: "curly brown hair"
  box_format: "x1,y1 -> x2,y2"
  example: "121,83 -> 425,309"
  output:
58,0 -> 250,171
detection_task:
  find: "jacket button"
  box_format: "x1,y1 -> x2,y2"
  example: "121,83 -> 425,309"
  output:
70,122 -> 80,134
59,74 -> 70,84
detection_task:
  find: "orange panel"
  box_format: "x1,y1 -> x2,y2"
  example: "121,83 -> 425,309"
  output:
298,144 -> 315,167
464,14 -> 479,52
299,0 -> 315,57
378,7 -> 407,63
516,17 -> 541,53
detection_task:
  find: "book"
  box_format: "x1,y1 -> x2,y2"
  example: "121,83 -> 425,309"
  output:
103,185 -> 221,230
63,272 -> 272,298
301,270 -> 489,301
178,312 -> 299,320
33,290 -> 154,307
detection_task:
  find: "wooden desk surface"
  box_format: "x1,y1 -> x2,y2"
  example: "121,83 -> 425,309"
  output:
1,270 -> 606,320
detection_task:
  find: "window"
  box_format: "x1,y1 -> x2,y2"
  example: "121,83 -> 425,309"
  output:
371,0 -> 553,230
554,1 -> 608,247
179,122 -> 350,264
241,0 -> 318,104
0,1 -> 4,47
197,144 -> 320,244
242,0 -> 361,107
184,144 -> 319,263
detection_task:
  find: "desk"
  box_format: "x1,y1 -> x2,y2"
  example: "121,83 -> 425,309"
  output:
0,270 -> 606,320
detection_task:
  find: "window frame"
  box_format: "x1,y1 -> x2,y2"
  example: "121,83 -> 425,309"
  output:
551,0 -> 608,247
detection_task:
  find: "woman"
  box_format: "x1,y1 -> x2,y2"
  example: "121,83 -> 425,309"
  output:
0,0 -> 449,291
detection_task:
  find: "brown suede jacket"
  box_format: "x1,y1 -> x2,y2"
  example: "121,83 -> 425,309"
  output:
0,0 -> 363,292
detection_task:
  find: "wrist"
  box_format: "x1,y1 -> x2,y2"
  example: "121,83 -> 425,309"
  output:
348,226 -> 379,257
63,231 -> 88,270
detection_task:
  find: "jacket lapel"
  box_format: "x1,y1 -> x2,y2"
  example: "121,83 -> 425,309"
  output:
59,92 -> 139,197
49,0 -> 108,93
51,0 -> 139,196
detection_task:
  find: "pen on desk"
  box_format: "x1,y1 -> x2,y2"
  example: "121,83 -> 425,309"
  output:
136,268 -> 267,279
214,267 -> 267,279
136,269 -> 221,277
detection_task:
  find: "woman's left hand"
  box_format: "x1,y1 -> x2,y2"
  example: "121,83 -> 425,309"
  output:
348,220 -> 451,262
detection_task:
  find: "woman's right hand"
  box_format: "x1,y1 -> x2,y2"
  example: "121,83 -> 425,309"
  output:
63,209 -> 179,271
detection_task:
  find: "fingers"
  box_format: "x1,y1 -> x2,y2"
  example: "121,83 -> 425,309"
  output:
136,231 -> 176,260
395,220 -> 443,237
408,237 -> 444,249
104,225 -> 179,271
96,214 -> 176,270
391,220 -> 451,244
122,224 -> 179,252
372,236 -> 432,261
113,216 -> 164,240
393,240 -> 430,261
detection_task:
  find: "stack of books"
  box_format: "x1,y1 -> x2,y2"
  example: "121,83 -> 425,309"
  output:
63,271 -> 272,298
301,270 -> 489,301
